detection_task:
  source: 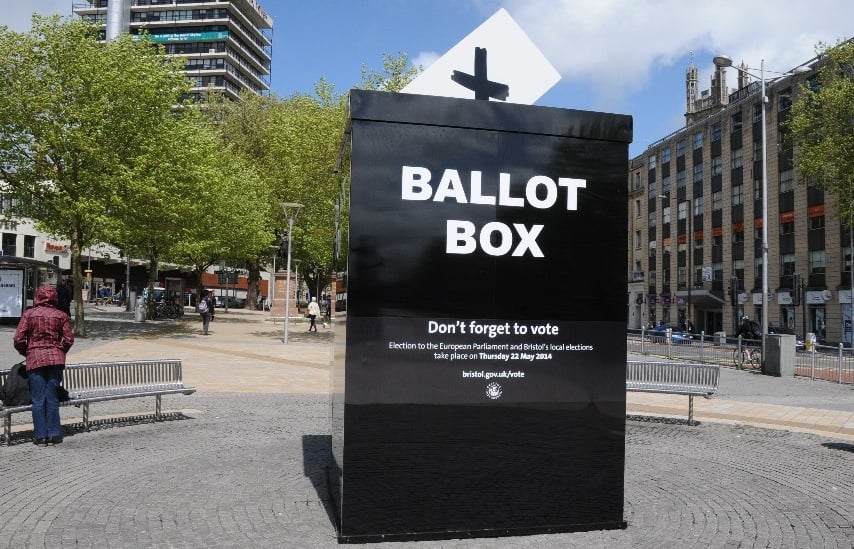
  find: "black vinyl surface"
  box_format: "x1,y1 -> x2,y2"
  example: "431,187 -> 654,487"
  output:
332,90 -> 631,542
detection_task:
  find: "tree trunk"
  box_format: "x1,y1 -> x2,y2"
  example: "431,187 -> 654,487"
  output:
147,254 -> 159,320
69,222 -> 87,337
246,259 -> 261,310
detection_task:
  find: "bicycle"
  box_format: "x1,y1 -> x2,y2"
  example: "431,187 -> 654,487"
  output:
732,345 -> 762,370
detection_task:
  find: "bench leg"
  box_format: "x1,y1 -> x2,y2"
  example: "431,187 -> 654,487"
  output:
156,395 -> 162,421
83,403 -> 90,431
688,395 -> 695,426
3,415 -> 10,445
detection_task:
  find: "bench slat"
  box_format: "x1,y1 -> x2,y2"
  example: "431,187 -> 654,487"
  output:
1,359 -> 195,445
626,361 -> 720,424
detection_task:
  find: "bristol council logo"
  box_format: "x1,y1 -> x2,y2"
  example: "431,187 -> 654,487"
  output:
485,382 -> 503,399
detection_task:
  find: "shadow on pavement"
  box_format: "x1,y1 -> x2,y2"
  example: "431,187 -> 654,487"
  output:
822,442 -> 854,453
302,434 -> 339,532
4,411 -> 193,446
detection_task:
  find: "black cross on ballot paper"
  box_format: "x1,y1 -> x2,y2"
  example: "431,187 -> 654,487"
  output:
451,47 -> 509,101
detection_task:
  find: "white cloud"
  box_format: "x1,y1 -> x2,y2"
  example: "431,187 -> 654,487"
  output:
502,0 -> 854,108
412,51 -> 440,71
0,1 -> 71,32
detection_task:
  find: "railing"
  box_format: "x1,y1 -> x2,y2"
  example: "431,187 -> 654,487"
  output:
627,328 -> 854,385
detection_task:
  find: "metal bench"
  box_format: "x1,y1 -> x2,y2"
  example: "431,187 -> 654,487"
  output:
1,359 -> 195,444
626,361 -> 720,425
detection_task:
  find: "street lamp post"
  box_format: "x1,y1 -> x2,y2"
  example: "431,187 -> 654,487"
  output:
281,202 -> 303,344
713,55 -> 809,367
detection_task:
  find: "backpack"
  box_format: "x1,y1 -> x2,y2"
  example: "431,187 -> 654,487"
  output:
1,362 -> 31,407
198,297 -> 209,313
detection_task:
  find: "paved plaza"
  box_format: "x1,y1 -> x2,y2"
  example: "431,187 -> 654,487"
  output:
0,305 -> 852,548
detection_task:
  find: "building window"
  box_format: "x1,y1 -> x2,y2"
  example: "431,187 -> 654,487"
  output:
732,184 -> 744,206
808,250 -> 825,274
712,234 -> 723,248
693,196 -> 704,216
782,253 -> 796,276
734,259 -> 745,281
778,88 -> 792,111
752,103 -> 762,123
693,162 -> 704,183
647,181 -> 657,200
731,148 -> 743,170
780,219 -> 794,235
779,169 -> 794,193
649,154 -> 657,170
753,139 -> 763,162
711,155 -> 722,176
844,243 -> 853,272
677,169 -> 686,190
1,233 -> 16,256
693,131 -> 703,150
730,112 -> 742,134
711,122 -> 722,142
661,175 -> 671,195
649,215 -> 657,229
661,147 -> 671,164
712,190 -> 723,212
754,177 -> 763,201
634,172 -> 642,190
808,215 -> 824,230
23,235 -> 35,258
676,139 -> 686,157
678,201 -> 688,222
755,257 -> 764,278
634,231 -> 641,249
662,204 -> 671,225
713,261 -> 723,282
635,199 -> 641,218
732,229 -> 744,243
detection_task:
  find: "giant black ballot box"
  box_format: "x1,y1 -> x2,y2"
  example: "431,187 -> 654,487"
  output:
330,89 -> 632,543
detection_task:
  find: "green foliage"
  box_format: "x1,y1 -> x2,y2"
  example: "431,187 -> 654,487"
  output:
0,15 -> 189,333
788,40 -> 854,227
359,51 -> 422,92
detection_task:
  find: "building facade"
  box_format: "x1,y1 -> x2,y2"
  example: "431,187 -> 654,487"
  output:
628,54 -> 853,346
73,0 -> 273,101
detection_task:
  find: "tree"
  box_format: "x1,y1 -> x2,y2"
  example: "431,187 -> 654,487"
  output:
359,51 -> 422,92
788,39 -> 854,228
0,16 -> 188,334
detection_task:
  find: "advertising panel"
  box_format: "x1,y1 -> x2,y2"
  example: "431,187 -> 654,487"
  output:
332,90 -> 631,542
0,269 -> 24,318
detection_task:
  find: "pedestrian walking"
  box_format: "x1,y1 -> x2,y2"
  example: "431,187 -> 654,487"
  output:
56,278 -> 72,316
12,285 -> 75,446
198,290 -> 215,335
307,297 -> 320,332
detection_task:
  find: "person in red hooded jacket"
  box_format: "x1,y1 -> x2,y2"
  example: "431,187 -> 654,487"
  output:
13,284 -> 74,446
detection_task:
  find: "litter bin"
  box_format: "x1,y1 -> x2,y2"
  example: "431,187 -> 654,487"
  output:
714,331 -> 727,345
135,296 -> 146,322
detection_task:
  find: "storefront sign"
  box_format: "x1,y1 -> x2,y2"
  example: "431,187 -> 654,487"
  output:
44,242 -> 69,254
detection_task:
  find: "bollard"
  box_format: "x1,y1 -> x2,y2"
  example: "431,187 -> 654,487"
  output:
135,296 -> 146,322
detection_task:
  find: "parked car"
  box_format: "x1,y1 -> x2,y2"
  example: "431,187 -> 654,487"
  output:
646,324 -> 694,344
214,296 -> 245,309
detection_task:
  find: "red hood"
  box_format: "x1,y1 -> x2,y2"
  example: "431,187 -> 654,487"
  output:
34,285 -> 59,307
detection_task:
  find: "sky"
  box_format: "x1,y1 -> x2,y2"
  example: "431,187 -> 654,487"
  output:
3,0 -> 853,157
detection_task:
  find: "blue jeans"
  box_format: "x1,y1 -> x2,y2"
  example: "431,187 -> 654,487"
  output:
28,366 -> 63,439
